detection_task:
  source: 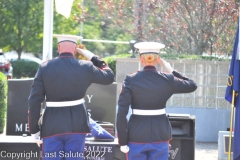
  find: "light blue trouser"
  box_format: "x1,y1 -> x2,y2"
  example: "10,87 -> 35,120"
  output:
42,134 -> 86,160
127,141 -> 169,160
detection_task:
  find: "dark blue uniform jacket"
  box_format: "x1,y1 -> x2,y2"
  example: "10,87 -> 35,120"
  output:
117,65 -> 197,146
28,53 -> 114,137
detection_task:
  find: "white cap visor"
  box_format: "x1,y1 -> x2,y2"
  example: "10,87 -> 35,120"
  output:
134,42 -> 165,54
53,34 -> 83,44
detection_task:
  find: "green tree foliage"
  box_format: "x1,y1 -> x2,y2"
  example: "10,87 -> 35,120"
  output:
0,1 -> 238,58
52,1 -> 107,57
0,72 -> 7,133
53,1 -> 80,38
52,1 -> 80,57
73,1 -> 133,57
0,1 -> 132,58
0,0 -> 44,58
86,0 -> 238,55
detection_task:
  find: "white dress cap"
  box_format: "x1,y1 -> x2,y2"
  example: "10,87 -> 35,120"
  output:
53,34 -> 83,44
134,42 -> 165,54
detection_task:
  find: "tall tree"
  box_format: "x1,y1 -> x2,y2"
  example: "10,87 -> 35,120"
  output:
79,0 -> 238,55
74,1 -> 133,56
0,0 -> 44,59
158,0 -> 238,55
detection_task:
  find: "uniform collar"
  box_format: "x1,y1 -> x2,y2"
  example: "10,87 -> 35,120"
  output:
143,65 -> 157,71
59,52 -> 74,58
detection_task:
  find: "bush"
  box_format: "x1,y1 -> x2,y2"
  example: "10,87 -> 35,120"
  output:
103,54 -> 131,77
11,61 -> 39,78
0,72 -> 7,133
103,57 -> 116,75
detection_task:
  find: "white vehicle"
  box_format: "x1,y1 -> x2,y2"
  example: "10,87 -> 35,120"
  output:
7,55 -> 42,64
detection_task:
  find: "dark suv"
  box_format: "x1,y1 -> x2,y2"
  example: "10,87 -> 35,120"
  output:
0,49 -> 13,79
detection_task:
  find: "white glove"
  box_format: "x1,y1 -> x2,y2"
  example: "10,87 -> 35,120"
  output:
76,48 -> 95,60
120,145 -> 129,153
161,59 -> 174,73
31,131 -> 43,147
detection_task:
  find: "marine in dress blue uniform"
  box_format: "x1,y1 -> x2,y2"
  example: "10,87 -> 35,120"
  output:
116,42 -> 197,160
28,34 -> 114,160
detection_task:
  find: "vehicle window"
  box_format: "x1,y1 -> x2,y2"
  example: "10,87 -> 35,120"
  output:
0,55 -> 6,62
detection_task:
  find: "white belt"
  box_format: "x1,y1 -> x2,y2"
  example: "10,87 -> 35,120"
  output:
132,109 -> 166,115
46,98 -> 85,107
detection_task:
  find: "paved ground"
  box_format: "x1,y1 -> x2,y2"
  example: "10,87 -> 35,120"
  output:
195,142 -> 218,160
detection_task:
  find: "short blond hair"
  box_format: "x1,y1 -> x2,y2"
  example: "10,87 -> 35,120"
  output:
75,44 -> 88,60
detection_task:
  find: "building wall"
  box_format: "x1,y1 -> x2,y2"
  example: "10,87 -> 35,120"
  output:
115,58 -> 232,142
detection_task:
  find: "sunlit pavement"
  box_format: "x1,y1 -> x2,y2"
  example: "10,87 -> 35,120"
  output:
195,142 -> 218,160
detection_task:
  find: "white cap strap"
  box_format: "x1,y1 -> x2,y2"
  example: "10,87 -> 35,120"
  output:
46,98 -> 85,107
132,109 -> 166,115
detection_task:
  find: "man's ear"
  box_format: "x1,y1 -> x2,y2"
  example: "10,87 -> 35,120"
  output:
73,47 -> 76,54
58,45 -> 61,53
140,55 -> 144,63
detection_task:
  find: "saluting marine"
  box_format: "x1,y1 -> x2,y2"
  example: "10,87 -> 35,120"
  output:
28,34 -> 114,160
116,42 -> 197,160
